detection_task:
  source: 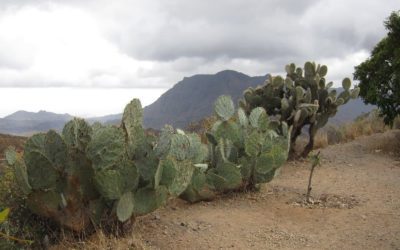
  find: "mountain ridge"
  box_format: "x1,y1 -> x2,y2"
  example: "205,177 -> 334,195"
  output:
0,70 -> 375,135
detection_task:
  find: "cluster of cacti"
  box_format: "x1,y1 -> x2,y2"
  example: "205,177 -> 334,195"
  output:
5,95 -> 291,232
5,99 -> 208,232
240,61 -> 360,158
180,95 -> 291,203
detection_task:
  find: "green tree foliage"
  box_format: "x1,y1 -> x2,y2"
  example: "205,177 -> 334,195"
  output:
354,11 -> 400,125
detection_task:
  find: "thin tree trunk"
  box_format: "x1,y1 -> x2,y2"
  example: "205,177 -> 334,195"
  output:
306,151 -> 320,203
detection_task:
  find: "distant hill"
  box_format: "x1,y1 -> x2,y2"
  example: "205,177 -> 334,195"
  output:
142,70 -> 375,129
0,111 -> 74,135
331,94 -> 375,124
143,70 -> 267,129
0,70 -> 375,135
0,110 -> 124,135
4,110 -> 72,121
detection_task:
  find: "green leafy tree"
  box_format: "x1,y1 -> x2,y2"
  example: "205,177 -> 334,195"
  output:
354,11 -> 400,125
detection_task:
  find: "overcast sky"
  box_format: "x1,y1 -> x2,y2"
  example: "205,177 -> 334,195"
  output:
0,0 -> 398,117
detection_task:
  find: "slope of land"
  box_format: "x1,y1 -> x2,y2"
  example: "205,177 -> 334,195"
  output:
0,133 -> 26,157
143,70 -> 267,129
56,130 -> 400,249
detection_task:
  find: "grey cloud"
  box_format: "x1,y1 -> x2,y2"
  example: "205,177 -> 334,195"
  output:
88,0 -> 396,70
0,0 -> 398,89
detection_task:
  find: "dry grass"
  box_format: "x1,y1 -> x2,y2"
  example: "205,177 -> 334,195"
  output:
314,111 -> 399,150
50,230 -> 147,250
0,133 -> 26,158
313,131 -> 328,149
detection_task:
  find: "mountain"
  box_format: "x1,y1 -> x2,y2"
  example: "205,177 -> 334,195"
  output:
0,70 -> 375,135
331,94 -> 375,124
0,111 -> 74,135
87,114 -> 122,125
0,111 -> 124,135
4,110 -> 72,121
142,70 -> 375,129
143,70 -> 267,129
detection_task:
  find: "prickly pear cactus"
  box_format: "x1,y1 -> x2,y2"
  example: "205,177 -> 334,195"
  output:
7,98 -> 208,232
181,95 -> 291,203
240,61 -> 360,158
7,95 -> 292,232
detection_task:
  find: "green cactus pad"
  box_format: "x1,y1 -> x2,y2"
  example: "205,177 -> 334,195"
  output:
304,62 -> 315,76
67,150 -> 98,200
281,98 -> 289,111
214,95 -> 235,121
281,122 -> 289,137
191,168 -> 207,191
120,159 -> 139,192
155,125 -> 174,157
285,63 -> 296,74
180,168 -> 215,203
335,98 -> 345,106
154,160 -> 164,189
342,78 -> 351,90
272,76 -> 284,87
121,99 -> 145,159
5,147 -> 17,166
249,107 -> 268,129
238,108 -> 248,127
135,150 -> 159,182
337,90 -> 350,103
13,158 -> 32,195
94,169 -> 124,200
245,131 -> 261,157
27,190 -> 62,217
169,134 -> 190,161
44,130 -> 68,171
133,186 -> 168,216
319,65 -> 328,77
295,86 -> 305,101
160,158 -> 195,196
296,67 -> 303,77
62,118 -> 92,151
24,134 -> 58,190
214,121 -> 241,146
255,153 -> 275,175
158,158 -> 177,188
212,162 -> 242,191
86,126 -> 125,170
255,168 -> 276,183
238,156 -> 253,180
116,191 -> 135,222
187,133 -> 202,160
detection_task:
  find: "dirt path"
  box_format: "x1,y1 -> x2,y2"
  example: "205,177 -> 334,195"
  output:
62,130 -> 400,250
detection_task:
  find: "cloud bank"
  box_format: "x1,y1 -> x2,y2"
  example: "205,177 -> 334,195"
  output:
0,0 -> 398,88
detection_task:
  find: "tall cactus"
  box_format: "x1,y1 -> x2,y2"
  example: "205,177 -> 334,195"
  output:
240,61 -> 360,158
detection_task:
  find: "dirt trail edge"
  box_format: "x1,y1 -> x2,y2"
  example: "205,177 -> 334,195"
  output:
65,130 -> 400,250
